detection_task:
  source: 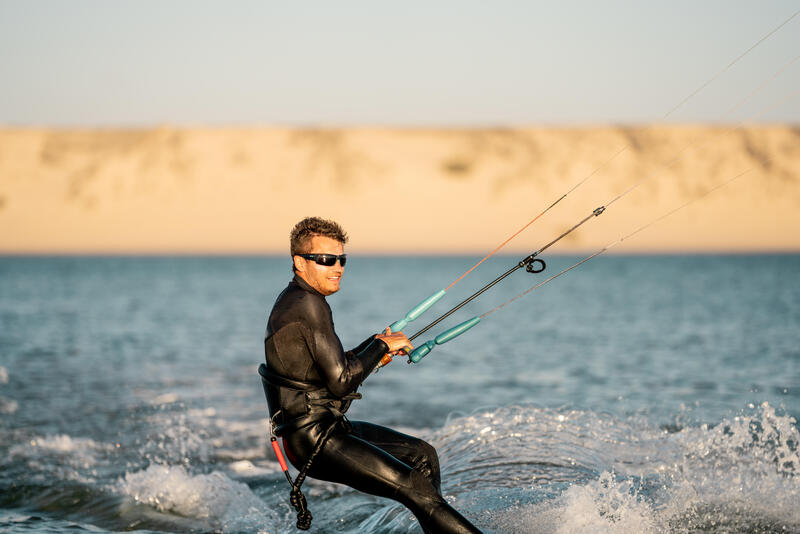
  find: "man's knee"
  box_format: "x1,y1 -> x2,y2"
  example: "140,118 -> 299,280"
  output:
413,439 -> 441,489
420,439 -> 440,470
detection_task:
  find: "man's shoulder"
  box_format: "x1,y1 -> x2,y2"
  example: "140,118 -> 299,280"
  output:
270,279 -> 328,327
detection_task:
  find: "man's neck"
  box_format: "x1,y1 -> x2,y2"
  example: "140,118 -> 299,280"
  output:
293,273 -> 322,296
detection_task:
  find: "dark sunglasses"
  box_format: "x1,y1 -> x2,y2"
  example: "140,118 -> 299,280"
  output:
298,253 -> 347,267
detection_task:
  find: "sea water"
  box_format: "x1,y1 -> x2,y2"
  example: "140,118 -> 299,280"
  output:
0,254 -> 797,534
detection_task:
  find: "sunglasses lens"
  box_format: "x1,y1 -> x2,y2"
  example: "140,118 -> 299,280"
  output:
303,254 -> 346,266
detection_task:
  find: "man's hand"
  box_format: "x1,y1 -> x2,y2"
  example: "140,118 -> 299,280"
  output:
376,327 -> 413,366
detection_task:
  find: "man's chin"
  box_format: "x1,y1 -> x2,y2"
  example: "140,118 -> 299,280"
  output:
322,282 -> 341,295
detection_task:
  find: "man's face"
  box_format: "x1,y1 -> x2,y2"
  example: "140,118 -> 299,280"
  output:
294,235 -> 345,296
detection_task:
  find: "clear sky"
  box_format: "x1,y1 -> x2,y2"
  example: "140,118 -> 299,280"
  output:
1,0 -> 798,126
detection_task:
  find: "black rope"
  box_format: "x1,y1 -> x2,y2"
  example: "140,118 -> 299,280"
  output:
286,418 -> 342,530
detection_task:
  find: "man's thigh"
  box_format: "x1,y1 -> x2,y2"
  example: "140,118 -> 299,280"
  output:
348,420 -> 441,491
310,424 -> 419,499
348,420 -> 432,466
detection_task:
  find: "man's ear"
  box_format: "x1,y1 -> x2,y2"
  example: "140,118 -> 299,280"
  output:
293,255 -> 305,273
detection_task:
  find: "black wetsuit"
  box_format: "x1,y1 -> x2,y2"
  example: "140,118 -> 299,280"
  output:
263,275 -> 482,534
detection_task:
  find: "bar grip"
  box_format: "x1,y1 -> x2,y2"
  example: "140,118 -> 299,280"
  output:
389,289 -> 446,332
409,316 -> 481,363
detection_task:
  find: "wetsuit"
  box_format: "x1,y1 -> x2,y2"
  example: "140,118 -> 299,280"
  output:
263,275 -> 482,534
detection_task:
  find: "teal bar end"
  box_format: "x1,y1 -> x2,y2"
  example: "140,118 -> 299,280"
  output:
409,341 -> 435,363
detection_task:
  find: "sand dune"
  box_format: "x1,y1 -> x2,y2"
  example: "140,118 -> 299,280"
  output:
1,125 -> 798,254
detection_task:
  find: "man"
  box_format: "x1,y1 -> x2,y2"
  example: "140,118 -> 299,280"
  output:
261,217 -> 482,533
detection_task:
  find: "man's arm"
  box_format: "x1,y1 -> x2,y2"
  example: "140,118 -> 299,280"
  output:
311,326 -> 388,397
346,335 -> 379,357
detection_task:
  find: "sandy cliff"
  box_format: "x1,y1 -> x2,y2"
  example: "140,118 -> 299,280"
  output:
1,125 -> 798,254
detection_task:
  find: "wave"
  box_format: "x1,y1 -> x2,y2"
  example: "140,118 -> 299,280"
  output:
2,402 -> 797,533
6,434 -> 115,484
428,402 -> 799,533
116,464 -> 278,533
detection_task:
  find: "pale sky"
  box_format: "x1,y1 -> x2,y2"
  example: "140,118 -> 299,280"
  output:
1,0 -> 798,126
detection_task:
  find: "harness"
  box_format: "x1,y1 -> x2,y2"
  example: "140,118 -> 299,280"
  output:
259,363 -> 361,433
258,363 -> 360,530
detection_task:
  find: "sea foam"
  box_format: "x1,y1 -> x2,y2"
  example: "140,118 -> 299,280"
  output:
118,464 -> 278,533
430,402 -> 799,533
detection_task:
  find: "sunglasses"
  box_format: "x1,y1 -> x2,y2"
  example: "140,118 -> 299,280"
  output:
298,253 -> 347,267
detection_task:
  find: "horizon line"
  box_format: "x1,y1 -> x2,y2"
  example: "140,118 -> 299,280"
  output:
2,249 -> 799,258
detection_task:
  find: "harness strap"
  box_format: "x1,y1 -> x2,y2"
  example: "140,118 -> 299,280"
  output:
259,364 -> 318,391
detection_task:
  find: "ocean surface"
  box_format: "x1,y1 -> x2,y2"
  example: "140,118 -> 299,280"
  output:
0,254 -> 798,534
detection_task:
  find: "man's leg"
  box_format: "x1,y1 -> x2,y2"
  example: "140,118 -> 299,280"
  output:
348,420 -> 442,494
284,423 -> 481,534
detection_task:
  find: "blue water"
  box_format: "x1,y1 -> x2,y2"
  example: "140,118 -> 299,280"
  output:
0,254 -> 798,533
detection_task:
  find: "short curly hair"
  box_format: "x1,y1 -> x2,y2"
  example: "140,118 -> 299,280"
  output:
289,217 -> 349,256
